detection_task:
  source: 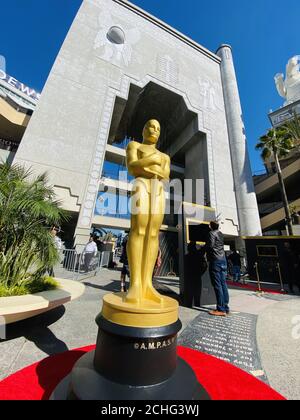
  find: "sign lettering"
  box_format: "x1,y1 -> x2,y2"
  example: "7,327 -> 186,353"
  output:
0,70 -> 40,101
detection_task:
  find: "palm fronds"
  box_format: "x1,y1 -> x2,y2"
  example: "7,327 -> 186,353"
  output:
0,163 -> 68,290
255,127 -> 295,162
283,113 -> 300,146
255,127 -> 295,235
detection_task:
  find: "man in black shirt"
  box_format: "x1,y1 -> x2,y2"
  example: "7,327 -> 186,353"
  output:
205,221 -> 230,317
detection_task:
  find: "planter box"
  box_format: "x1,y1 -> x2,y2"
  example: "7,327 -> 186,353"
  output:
0,279 -> 85,325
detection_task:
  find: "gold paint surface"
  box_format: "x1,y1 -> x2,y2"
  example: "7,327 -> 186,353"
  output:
125,119 -> 171,307
101,120 -> 179,327
102,293 -> 179,328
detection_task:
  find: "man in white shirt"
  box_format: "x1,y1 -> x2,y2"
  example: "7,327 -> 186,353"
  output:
83,236 -> 98,273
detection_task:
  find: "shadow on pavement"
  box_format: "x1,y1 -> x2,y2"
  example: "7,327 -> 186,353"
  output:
84,280 -> 121,293
84,279 -> 181,303
2,306 -> 69,356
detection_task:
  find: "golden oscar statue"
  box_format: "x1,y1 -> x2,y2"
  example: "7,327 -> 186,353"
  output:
126,119 -> 170,305
51,120 -> 208,400
101,119 -> 178,328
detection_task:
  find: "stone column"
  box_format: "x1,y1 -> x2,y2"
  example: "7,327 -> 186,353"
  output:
216,45 -> 261,237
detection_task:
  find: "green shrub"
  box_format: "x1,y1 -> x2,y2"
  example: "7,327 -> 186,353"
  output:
0,277 -> 59,297
0,163 -> 68,296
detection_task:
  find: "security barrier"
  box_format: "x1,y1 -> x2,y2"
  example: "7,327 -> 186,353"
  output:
53,249 -> 111,280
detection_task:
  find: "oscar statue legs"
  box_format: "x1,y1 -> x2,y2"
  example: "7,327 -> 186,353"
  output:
126,179 -> 165,305
142,181 -> 165,304
126,180 -> 149,305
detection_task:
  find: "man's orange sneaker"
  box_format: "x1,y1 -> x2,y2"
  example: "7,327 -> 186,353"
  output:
209,310 -> 226,317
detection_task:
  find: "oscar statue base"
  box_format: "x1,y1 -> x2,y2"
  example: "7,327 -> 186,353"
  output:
51,350 -> 209,400
51,294 -> 210,400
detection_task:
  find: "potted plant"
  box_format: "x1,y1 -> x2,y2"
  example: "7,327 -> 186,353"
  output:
0,163 -> 68,297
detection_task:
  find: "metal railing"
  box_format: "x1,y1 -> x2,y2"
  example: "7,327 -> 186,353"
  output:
253,262 -> 286,294
53,249 -> 112,280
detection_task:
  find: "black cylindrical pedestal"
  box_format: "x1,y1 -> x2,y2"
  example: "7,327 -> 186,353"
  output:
51,315 -> 210,400
93,316 -> 181,387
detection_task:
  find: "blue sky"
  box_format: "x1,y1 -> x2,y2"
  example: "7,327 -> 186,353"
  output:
1,0 -> 299,173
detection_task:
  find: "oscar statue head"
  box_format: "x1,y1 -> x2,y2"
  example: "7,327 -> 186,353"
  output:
142,119 -> 161,145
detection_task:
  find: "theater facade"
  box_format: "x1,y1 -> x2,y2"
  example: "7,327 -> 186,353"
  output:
12,0 -> 261,251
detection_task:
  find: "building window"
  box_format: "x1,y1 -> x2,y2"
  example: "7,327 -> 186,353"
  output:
102,160 -> 134,182
107,26 -> 125,45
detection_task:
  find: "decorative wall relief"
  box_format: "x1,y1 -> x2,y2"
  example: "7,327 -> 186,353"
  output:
198,76 -> 224,113
156,54 -> 179,85
94,8 -> 140,67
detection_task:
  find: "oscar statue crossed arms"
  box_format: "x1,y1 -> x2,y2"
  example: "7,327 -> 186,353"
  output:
126,119 -> 170,306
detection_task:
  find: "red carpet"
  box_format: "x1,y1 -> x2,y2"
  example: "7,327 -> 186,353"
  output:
0,345 -> 285,401
227,281 -> 286,294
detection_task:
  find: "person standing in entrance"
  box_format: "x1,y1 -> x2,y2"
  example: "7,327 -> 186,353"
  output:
120,234 -> 130,292
184,242 -> 208,308
228,250 -> 242,283
205,221 -> 230,317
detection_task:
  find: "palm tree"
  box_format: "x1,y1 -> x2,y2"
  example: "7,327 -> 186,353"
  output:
0,163 -> 68,291
255,127 -> 295,235
284,113 -> 300,146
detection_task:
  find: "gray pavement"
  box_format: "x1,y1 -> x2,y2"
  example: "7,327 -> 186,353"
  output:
257,298 -> 300,400
0,268 -> 299,400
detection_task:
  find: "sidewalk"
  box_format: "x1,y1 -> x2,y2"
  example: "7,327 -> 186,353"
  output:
0,269 -> 299,400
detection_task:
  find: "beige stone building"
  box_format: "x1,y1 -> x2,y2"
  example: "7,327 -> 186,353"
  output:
0,71 -> 38,165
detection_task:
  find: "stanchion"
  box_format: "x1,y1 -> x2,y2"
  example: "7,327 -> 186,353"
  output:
167,257 -> 177,277
276,262 -> 285,293
254,262 -> 263,294
242,271 -> 246,285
